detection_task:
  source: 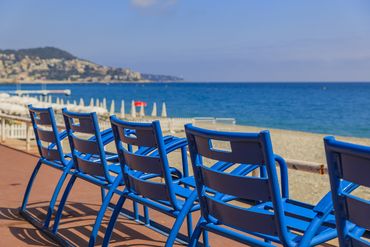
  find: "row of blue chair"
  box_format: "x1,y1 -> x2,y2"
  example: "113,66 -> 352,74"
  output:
21,105 -> 195,246
20,105 -> 369,246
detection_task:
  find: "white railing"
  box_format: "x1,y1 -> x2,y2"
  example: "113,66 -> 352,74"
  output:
0,113 -> 34,151
0,123 -> 35,139
119,117 -> 194,133
193,117 -> 236,125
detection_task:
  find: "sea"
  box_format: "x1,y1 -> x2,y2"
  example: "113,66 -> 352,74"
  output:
1,82 -> 370,138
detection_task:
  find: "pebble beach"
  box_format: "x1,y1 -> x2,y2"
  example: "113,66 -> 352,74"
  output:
178,122 -> 370,204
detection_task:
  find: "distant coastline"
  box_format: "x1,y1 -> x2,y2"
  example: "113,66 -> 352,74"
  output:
1,81 -> 369,85
0,79 -> 154,84
0,47 -> 183,83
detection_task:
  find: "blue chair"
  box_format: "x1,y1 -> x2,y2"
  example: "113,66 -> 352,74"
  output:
49,108 -> 131,246
102,117 -> 205,247
20,105 -> 74,230
324,136 -> 370,247
185,124 -> 347,247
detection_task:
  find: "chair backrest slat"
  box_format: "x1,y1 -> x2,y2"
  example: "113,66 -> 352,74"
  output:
29,105 -> 66,165
340,153 -> 370,188
344,195 -> 370,230
36,128 -> 56,143
205,196 -> 277,236
34,111 -> 52,125
325,136 -> 370,247
124,151 -> 163,175
200,166 -> 270,201
69,117 -> 96,134
117,126 -> 157,147
72,136 -> 100,155
76,156 -> 106,177
193,134 -> 265,164
40,146 -> 61,161
127,174 -> 169,201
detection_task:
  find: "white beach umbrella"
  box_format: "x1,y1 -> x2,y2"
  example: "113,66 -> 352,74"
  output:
109,100 -> 115,115
151,102 -> 157,117
161,102 -> 167,117
120,100 -> 125,118
79,98 -> 85,107
139,104 -> 145,117
96,98 -> 100,108
102,98 -> 107,109
89,98 -> 94,107
131,100 -> 136,118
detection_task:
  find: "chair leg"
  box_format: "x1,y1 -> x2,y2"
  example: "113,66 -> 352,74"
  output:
88,175 -> 122,247
186,213 -> 193,239
44,165 -> 73,228
100,187 -> 106,202
143,205 -> 150,225
102,195 -> 127,247
20,160 -> 42,212
189,218 -> 205,247
133,200 -> 139,221
165,191 -> 198,247
52,175 -> 77,234
202,230 -> 209,247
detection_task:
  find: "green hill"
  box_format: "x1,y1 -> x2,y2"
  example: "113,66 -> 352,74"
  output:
0,47 -> 76,61
0,47 -> 183,83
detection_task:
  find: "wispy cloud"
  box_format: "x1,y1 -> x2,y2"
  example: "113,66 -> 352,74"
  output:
131,0 -> 157,8
131,0 -> 177,9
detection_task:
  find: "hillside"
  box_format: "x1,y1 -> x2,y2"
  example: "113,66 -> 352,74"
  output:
0,47 -> 183,83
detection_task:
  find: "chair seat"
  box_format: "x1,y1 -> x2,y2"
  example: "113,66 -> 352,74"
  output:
42,157 -> 73,170
108,164 -> 121,174
127,182 -> 199,213
257,199 -> 336,227
241,198 -> 337,244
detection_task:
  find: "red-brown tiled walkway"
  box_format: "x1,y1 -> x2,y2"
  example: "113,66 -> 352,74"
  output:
0,144 -> 338,246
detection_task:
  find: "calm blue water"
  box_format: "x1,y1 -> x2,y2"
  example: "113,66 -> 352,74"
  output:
1,82 -> 370,138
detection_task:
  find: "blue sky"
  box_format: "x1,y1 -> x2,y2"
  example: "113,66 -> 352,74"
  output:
0,0 -> 370,81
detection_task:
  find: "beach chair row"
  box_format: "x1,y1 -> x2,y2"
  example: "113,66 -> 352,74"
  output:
20,105 -> 369,247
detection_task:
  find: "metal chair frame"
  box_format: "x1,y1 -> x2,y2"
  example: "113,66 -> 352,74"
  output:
325,136 -> 370,247
102,117 -> 202,247
185,124 -> 349,247
49,108 -> 130,247
20,105 -> 74,230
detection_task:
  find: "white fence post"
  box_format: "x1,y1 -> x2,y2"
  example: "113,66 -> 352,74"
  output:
1,118 -> 5,142
26,123 -> 31,151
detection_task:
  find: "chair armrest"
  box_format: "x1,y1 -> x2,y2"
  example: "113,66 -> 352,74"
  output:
164,138 -> 187,154
313,180 -> 359,215
58,130 -> 68,140
313,192 -> 333,215
274,154 -> 289,198
101,128 -> 115,145
105,152 -> 119,162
